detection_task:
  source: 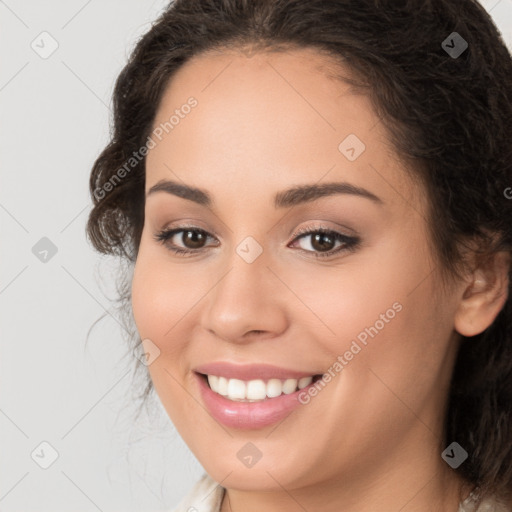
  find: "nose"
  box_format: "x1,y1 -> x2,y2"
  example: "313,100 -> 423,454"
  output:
200,245 -> 288,344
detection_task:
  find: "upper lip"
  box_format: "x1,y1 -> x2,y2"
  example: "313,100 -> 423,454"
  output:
194,362 -> 321,381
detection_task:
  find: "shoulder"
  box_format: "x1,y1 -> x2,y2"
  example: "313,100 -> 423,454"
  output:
169,473 -> 225,512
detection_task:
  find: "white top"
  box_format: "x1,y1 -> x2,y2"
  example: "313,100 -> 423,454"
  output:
170,473 -> 224,512
170,473 -> 511,512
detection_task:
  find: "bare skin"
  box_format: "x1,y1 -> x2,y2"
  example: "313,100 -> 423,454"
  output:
131,47 -> 509,512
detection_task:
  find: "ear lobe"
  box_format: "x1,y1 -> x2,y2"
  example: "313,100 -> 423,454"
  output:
454,251 -> 510,337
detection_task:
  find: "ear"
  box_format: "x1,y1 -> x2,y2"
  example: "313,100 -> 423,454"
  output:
454,251 -> 511,337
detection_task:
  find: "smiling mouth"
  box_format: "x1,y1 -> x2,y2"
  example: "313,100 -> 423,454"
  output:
197,372 -> 324,402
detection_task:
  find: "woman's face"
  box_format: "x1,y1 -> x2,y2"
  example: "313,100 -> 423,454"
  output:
132,48 -> 464,496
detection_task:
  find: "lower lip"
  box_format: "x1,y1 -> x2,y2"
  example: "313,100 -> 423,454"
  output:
195,372 -> 319,429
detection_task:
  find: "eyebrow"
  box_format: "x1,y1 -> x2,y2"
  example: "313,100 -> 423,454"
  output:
146,179 -> 383,208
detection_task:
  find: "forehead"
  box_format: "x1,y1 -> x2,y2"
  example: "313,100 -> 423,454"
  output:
145,47 -> 422,212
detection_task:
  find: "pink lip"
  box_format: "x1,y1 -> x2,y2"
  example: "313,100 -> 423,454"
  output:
193,361 -> 319,381
194,372 -> 320,429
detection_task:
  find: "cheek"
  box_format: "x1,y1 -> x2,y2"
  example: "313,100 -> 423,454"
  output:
132,243 -> 189,331
339,284 -> 452,425
306,235 -> 448,392
288,246 -> 412,350
131,247 -> 200,373
130,249 -> 199,419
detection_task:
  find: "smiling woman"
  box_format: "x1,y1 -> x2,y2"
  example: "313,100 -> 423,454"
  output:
86,1 -> 512,511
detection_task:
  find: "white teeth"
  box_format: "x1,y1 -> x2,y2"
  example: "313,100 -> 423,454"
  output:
227,378 -> 246,399
298,376 -> 313,389
283,378 -> 299,394
206,374 -> 315,401
208,375 -> 219,391
246,379 -> 266,399
267,378 -> 283,398
217,376 -> 228,396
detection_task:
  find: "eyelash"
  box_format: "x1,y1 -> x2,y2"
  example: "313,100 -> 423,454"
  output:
153,224 -> 360,259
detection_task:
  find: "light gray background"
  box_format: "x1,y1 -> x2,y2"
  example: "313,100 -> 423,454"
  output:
1,1 -> 511,511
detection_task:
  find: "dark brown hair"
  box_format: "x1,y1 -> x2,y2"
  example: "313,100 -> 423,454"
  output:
86,0 -> 512,503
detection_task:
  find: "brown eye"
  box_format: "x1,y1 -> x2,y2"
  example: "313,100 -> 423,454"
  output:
180,229 -> 208,249
309,232 -> 336,252
153,227 -> 218,256
290,227 -> 360,259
